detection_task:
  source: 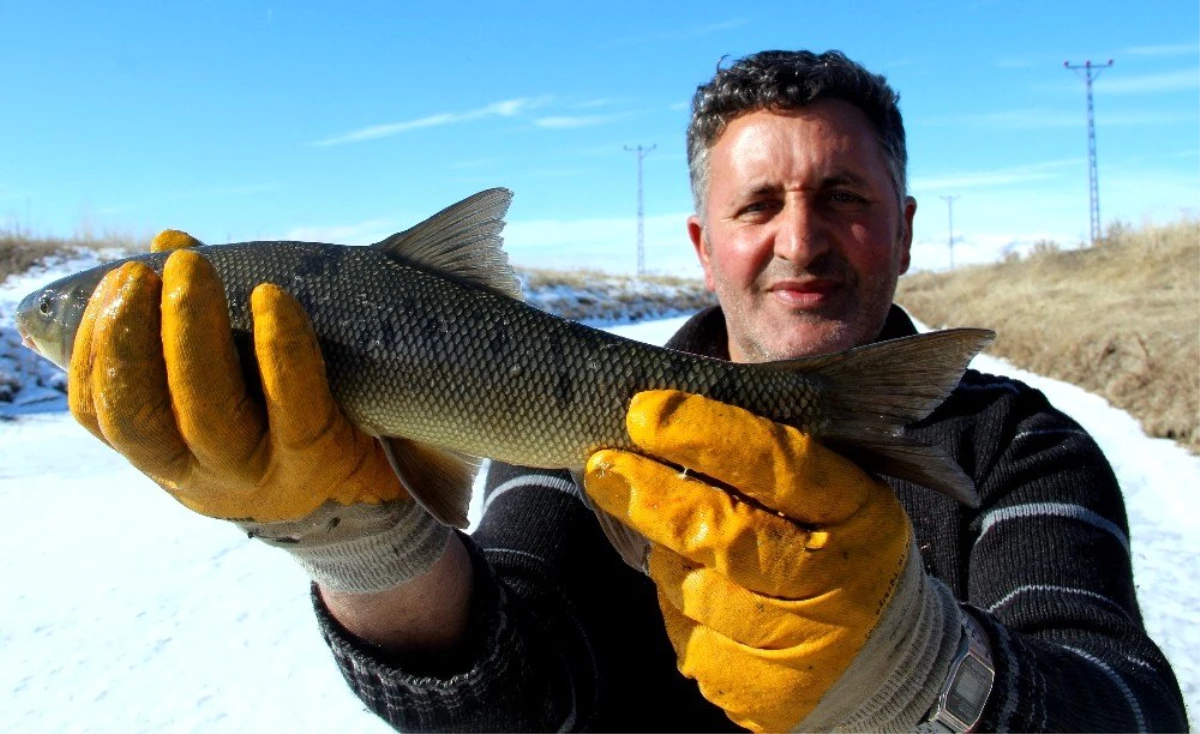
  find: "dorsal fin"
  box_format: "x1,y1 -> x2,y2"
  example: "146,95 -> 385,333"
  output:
371,188 -> 523,301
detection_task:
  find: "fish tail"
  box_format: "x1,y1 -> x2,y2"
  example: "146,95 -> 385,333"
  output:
767,328 -> 995,506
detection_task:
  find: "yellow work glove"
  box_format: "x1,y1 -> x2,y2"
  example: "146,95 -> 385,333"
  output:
67,231 -> 450,592
585,391 -> 965,733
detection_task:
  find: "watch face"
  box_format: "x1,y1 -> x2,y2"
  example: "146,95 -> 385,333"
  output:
945,657 -> 993,724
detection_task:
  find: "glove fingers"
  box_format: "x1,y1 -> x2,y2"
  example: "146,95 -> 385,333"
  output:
150,229 -> 204,252
86,262 -> 191,479
160,250 -> 265,471
625,390 -> 876,525
649,544 -> 846,650
587,449 -> 819,597
250,283 -> 342,448
251,283 -> 406,511
69,267 -> 120,445
656,591 -> 806,734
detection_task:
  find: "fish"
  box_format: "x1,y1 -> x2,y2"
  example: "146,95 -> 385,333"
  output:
16,188 -> 994,568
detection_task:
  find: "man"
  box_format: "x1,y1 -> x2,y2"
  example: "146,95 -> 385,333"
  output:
68,50 -> 1186,731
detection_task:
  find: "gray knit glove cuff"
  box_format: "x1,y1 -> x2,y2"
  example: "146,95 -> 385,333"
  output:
795,538 -> 964,732
240,500 -> 451,594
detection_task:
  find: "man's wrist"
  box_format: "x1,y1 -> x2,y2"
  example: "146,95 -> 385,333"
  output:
244,499 -> 451,593
918,608 -> 995,733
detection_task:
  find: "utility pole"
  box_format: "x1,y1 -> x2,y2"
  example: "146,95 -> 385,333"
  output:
940,195 -> 960,269
1064,58 -> 1113,246
624,144 -> 655,277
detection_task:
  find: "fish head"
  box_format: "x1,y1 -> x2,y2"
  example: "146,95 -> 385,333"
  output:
15,263 -> 113,371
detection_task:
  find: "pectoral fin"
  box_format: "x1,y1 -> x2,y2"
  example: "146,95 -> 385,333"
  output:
380,437 -> 478,529
570,470 -> 651,574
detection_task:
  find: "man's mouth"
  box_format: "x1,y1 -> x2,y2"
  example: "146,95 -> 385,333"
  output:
767,279 -> 841,307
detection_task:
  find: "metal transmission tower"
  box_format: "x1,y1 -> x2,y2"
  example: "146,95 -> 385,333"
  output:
624,144 -> 655,277
1064,58 -> 1113,245
940,194 -> 960,269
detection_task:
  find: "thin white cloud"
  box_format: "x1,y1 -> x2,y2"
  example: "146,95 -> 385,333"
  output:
312,97 -> 548,147
937,108 -> 1080,128
922,106 -> 1197,129
451,157 -> 501,169
603,18 -> 748,48
174,183 -> 278,198
88,183 -> 277,221
1098,69 -> 1199,94
570,97 -> 625,109
1102,110 -> 1199,125
529,168 -> 584,178
283,219 -> 394,245
681,18 -> 749,38
534,115 -> 613,129
1123,42 -> 1200,57
912,170 -> 1059,191
911,159 -> 1082,192
995,55 -> 1039,69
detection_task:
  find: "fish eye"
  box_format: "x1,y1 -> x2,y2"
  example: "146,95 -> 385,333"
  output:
38,295 -> 52,315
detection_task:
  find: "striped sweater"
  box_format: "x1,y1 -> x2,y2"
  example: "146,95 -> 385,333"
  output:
315,305 -> 1188,732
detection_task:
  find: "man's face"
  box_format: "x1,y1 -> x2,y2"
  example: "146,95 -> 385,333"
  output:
688,100 -> 915,362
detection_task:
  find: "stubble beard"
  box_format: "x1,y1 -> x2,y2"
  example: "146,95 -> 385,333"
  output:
720,253 -> 898,363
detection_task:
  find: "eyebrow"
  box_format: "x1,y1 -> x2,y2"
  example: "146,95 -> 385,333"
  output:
821,170 -> 869,187
741,170 -> 870,198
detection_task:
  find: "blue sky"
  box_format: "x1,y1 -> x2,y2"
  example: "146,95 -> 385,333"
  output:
2,1 -> 1197,276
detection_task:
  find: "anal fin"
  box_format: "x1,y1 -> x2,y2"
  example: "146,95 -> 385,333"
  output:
827,437 -> 980,507
380,437 -> 478,529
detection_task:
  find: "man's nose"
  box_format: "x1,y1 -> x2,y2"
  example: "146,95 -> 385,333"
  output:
773,200 -> 830,266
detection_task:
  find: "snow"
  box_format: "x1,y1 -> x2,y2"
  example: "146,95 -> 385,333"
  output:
1,261 -> 1196,731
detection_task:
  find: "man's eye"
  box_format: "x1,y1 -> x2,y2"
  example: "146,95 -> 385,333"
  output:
739,200 -> 778,217
829,191 -> 866,204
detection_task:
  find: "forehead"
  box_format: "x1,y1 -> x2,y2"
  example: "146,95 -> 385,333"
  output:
709,100 -> 889,183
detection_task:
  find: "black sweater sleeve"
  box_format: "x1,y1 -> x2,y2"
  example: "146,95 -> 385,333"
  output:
313,365 -> 1188,732
901,370 -> 1189,732
313,463 -> 739,732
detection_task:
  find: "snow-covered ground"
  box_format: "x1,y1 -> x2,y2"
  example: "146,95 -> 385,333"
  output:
1,257 -> 1196,731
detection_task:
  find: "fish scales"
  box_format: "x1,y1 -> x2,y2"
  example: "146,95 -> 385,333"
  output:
15,188 -> 995,540
33,242 -> 800,469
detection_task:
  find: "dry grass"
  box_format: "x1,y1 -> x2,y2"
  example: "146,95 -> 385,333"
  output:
897,218 -> 1200,451
0,226 -> 143,283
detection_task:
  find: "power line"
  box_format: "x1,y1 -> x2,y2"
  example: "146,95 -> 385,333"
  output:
624,144 -> 655,277
1064,58 -> 1113,246
940,195 -> 960,269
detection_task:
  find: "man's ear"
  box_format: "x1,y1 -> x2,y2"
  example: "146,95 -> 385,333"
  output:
688,215 -> 716,291
898,196 -> 916,274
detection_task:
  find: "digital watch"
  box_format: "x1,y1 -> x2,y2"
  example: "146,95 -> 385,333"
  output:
917,609 -> 995,733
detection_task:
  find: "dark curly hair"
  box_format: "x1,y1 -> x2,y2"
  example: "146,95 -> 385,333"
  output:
687,50 -> 907,217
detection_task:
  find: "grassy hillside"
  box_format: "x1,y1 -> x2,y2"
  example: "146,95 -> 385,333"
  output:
0,227 -> 142,283
898,219 -> 1200,451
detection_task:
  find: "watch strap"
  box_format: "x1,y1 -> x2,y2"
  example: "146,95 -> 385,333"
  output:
917,608 -> 995,733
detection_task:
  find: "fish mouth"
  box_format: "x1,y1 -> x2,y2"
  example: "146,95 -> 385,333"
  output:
14,323 -> 40,354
